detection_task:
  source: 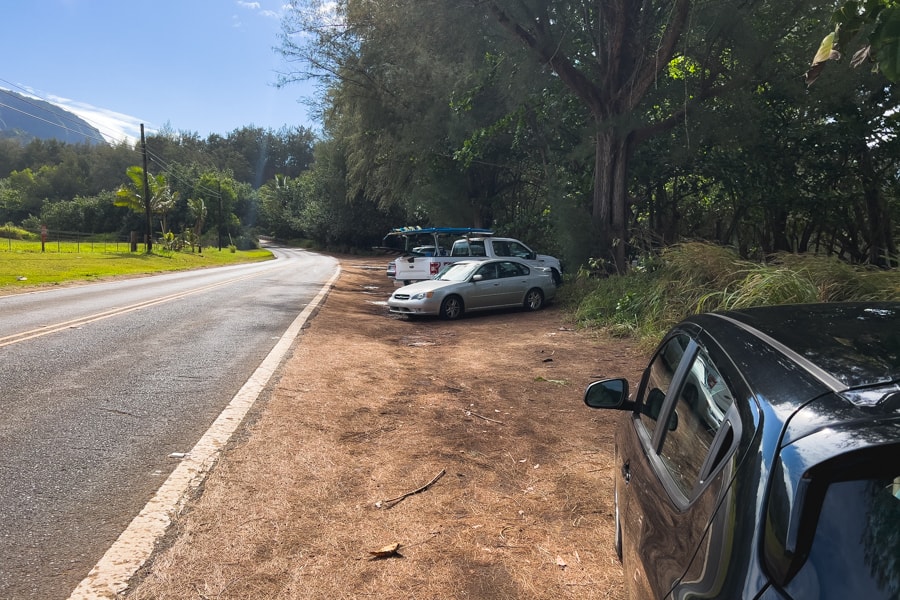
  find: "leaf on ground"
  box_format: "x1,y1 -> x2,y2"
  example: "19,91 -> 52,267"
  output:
368,543 -> 402,559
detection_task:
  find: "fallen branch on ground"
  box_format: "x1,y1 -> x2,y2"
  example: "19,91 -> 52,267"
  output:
377,469 -> 446,509
464,409 -> 504,424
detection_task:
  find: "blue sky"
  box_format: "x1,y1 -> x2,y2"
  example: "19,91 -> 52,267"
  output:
0,1 -> 319,144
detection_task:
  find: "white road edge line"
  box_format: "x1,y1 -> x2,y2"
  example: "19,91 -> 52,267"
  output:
67,266 -> 342,600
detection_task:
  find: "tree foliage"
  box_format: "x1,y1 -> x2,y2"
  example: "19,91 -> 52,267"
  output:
0,124 -> 320,247
276,0 -> 897,270
2,2 -> 898,270
809,0 -> 900,84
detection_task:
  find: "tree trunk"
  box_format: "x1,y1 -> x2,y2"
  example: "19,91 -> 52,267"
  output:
859,151 -> 897,267
770,209 -> 792,253
593,128 -> 630,273
862,186 -> 897,267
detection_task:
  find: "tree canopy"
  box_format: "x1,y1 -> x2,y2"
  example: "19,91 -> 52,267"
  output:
276,0 -> 897,269
1,1 -> 898,271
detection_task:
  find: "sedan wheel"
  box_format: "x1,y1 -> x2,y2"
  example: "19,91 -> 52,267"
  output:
524,288 -> 544,311
440,295 -> 464,320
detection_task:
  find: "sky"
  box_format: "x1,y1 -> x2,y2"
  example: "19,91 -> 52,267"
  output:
0,1 -> 319,145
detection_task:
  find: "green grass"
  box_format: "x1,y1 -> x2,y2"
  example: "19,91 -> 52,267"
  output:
0,239 -> 273,290
563,242 -> 900,349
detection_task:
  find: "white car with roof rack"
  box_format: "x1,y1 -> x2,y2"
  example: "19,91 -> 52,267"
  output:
379,227 -> 562,286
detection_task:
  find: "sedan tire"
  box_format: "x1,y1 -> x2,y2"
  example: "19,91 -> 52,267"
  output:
440,295 -> 464,320
524,288 -> 544,311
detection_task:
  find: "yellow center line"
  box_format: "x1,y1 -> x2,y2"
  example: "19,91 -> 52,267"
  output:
0,271 -> 263,349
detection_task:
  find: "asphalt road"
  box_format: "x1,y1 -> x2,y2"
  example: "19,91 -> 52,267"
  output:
0,246 -> 338,600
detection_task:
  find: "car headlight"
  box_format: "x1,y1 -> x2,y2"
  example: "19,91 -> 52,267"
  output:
411,291 -> 434,300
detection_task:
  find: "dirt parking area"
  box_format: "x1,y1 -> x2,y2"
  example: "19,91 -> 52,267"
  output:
126,256 -> 645,599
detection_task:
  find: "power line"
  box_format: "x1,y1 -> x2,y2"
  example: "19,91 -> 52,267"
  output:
0,79 -> 134,145
0,80 -> 254,201
143,149 -> 224,198
0,98 -> 109,146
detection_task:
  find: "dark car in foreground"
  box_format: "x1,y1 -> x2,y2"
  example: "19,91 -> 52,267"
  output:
584,303 -> 900,599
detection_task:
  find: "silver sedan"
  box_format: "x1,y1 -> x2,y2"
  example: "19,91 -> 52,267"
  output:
388,258 -> 557,320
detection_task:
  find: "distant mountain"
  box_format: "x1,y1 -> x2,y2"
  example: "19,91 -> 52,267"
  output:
0,88 -> 104,145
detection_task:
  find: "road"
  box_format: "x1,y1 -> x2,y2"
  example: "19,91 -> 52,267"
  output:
0,246 -> 338,600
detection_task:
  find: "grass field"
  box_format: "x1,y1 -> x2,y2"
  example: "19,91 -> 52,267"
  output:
0,239 -> 273,291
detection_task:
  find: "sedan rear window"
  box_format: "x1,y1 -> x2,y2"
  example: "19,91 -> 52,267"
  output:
784,475 -> 900,598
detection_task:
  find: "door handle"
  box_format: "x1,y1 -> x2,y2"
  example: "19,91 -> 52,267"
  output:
621,461 -> 632,483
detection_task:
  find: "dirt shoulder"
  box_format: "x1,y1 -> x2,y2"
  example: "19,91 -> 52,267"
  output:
126,256 -> 645,599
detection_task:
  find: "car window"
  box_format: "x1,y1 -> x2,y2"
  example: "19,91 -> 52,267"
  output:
469,241 -> 487,256
658,347 -> 736,497
476,263 -> 498,280
437,262 -> 479,281
508,241 -> 531,258
498,261 -> 527,278
636,333 -> 691,441
492,241 -> 511,256
784,475 -> 900,599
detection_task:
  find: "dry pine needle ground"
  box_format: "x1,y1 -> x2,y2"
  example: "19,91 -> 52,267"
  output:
127,256 -> 644,599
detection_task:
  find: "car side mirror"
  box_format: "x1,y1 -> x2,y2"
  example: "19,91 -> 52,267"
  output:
584,379 -> 632,410
472,274 -> 483,282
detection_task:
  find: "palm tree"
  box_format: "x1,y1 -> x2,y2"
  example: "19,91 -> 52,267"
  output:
114,166 -> 179,247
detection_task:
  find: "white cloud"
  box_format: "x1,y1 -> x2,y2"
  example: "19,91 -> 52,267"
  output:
45,93 -> 145,146
0,84 -> 143,145
237,1 -> 281,18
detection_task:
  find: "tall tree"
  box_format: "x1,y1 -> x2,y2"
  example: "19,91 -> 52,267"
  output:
114,166 -> 179,239
278,0 -> 576,251
472,0 -> 813,272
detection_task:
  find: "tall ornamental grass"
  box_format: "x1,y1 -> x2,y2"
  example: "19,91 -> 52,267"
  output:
562,242 -> 900,348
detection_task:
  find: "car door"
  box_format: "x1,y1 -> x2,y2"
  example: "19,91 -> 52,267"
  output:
466,262 -> 503,309
618,329 -> 747,598
494,261 -> 530,305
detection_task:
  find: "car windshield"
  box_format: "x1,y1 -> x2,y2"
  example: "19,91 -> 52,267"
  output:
785,474 -> 900,599
435,262 -> 480,282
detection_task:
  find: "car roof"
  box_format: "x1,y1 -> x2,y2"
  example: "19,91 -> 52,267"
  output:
716,303 -> 899,390
684,302 -> 900,412
454,256 -> 525,262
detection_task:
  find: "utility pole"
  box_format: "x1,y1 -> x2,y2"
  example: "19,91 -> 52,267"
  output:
140,124 -> 153,253
217,180 -> 223,251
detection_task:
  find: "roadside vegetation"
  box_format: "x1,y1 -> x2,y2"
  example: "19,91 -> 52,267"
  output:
0,231 -> 272,290
2,2 -> 898,325
562,242 -> 900,348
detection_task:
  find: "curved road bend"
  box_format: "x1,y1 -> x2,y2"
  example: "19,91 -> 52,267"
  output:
0,246 -> 338,599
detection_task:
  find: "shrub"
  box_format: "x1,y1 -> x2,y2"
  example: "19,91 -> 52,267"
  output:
569,243 -> 900,346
